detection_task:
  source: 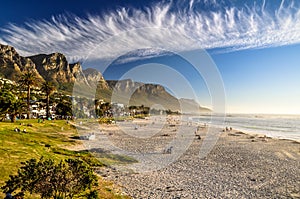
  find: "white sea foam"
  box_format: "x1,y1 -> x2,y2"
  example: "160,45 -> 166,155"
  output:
192,114 -> 300,141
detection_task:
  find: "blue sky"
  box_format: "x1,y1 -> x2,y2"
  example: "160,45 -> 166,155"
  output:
0,0 -> 300,114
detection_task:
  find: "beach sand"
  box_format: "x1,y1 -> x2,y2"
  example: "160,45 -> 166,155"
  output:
79,116 -> 300,198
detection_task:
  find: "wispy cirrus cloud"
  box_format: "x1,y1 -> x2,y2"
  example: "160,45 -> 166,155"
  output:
0,0 -> 300,63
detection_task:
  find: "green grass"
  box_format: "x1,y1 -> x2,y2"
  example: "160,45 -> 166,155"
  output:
98,116 -> 134,124
93,152 -> 137,166
0,119 -> 132,198
0,120 -> 75,183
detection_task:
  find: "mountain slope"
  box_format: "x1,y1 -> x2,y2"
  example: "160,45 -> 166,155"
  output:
107,79 -> 205,112
0,43 -> 210,113
0,44 -> 43,81
28,53 -> 87,84
179,98 -> 211,114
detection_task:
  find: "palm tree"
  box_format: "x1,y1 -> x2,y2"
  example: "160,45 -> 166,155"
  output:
41,81 -> 56,119
18,72 -> 37,119
9,99 -> 26,122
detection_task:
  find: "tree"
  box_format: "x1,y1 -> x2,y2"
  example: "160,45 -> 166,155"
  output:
128,105 -> 137,116
55,95 -> 73,118
0,80 -> 13,120
2,158 -> 98,199
18,72 -> 37,119
139,104 -> 149,115
0,81 -> 26,122
41,81 -> 56,119
56,102 -> 73,117
8,99 -> 26,122
98,102 -> 111,117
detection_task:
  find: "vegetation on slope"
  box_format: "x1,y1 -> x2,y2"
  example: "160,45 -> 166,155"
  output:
0,119 -> 131,198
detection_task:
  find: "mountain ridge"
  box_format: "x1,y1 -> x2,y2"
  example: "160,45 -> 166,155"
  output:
0,43 -> 210,113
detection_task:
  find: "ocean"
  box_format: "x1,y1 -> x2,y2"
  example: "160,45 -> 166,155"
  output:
191,114 -> 300,141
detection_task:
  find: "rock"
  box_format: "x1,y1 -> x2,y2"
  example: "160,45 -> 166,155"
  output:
83,68 -> 109,89
0,44 -> 43,80
28,53 -> 87,84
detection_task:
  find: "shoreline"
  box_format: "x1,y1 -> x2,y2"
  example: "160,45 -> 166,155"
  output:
219,126 -> 300,143
84,116 -> 300,198
188,114 -> 300,142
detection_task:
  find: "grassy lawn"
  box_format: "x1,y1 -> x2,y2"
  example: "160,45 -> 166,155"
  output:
0,119 -> 131,199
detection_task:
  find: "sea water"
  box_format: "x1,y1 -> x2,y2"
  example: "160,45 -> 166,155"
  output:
191,114 -> 300,141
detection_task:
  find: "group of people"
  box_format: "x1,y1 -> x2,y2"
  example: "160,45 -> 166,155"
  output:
224,126 -> 233,132
14,127 -> 26,133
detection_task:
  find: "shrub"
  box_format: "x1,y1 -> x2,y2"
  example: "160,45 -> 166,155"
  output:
2,157 -> 98,198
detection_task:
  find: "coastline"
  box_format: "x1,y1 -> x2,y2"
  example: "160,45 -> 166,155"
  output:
84,116 -> 300,198
230,127 -> 300,143
189,114 -> 300,142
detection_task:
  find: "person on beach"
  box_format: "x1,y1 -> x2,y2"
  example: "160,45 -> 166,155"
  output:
164,146 -> 173,154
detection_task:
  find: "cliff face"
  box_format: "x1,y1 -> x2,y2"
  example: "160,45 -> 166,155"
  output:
70,63 -> 86,82
107,79 -> 143,93
107,79 -> 174,101
83,68 -> 109,90
0,43 -> 111,95
106,79 -> 210,113
106,79 -> 181,111
28,53 -> 86,84
0,44 -> 42,80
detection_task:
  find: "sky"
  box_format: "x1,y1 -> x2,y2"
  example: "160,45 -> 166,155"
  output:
0,0 -> 300,114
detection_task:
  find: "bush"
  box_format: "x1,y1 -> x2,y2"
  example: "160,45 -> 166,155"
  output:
87,190 -> 99,199
2,157 -> 98,198
98,117 -> 114,124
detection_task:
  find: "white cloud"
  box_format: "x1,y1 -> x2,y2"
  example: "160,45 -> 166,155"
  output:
0,0 -> 300,63
113,48 -> 173,65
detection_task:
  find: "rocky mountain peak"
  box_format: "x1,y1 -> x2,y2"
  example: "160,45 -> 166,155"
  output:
28,53 -> 84,84
0,44 -> 42,80
136,84 -> 165,94
0,44 -> 16,54
0,43 -> 210,113
41,52 -> 68,71
107,79 -> 143,92
83,68 -> 109,89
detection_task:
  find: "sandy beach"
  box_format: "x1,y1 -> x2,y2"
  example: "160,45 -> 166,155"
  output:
78,116 -> 300,198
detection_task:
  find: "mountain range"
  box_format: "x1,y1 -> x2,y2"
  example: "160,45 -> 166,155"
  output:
0,43 -> 210,113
